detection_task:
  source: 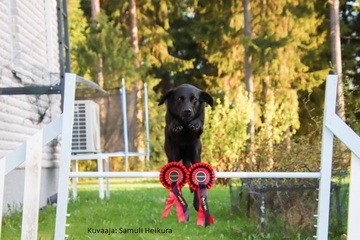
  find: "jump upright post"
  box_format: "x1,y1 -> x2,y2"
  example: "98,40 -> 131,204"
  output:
119,78 -> 151,171
54,73 -> 77,239
316,75 -> 360,239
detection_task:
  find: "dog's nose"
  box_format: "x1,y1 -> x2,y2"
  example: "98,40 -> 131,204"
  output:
183,108 -> 192,115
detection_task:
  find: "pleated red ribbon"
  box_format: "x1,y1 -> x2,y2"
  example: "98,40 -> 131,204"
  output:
161,182 -> 189,222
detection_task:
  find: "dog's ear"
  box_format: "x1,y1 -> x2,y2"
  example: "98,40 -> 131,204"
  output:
200,91 -> 214,107
158,89 -> 174,105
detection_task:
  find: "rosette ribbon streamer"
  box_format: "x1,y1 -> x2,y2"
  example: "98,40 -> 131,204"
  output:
159,162 -> 189,222
188,162 -> 216,227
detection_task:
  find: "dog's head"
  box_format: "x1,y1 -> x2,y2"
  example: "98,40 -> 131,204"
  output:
158,84 -> 214,123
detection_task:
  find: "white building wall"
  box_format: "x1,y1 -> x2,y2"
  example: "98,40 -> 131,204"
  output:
0,0 -> 61,212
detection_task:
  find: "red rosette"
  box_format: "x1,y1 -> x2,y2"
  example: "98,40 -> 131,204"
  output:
159,162 -> 188,190
188,162 -> 216,191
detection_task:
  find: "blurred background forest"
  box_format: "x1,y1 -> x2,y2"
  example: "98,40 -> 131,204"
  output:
68,0 -> 360,173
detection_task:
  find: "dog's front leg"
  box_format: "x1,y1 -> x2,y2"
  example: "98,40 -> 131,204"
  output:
169,119 -> 184,133
188,119 -> 203,133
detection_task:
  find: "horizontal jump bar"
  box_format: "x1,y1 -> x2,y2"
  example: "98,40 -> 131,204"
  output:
71,152 -> 148,160
68,171 -> 321,179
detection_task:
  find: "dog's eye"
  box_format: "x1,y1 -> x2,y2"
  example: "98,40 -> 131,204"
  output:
191,96 -> 197,103
177,96 -> 184,102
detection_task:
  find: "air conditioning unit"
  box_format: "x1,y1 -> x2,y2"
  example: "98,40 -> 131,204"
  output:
72,100 -> 101,153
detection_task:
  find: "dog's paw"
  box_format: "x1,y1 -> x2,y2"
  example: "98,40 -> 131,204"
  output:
188,120 -> 202,132
171,124 -> 183,133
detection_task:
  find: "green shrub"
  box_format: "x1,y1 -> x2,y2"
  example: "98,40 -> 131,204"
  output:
202,89 -> 251,172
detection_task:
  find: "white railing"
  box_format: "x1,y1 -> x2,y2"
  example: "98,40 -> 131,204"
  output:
0,72 -> 75,239
0,74 -> 359,239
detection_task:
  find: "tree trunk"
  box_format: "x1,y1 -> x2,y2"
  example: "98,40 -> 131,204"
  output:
330,0 -> 345,120
91,0 -> 104,88
91,0 -> 100,19
244,0 -> 256,169
129,0 -> 140,69
128,0 -> 146,167
263,62 -> 274,170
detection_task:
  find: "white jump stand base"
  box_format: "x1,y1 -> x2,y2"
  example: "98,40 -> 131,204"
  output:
70,151 -> 147,199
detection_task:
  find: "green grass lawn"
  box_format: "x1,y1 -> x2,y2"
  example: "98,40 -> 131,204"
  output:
1,180 -> 328,240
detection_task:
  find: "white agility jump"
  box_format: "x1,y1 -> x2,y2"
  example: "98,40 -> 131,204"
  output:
0,73 -> 359,240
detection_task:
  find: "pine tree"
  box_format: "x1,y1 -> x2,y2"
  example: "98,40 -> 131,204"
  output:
68,0 -> 87,75
248,0 -> 328,169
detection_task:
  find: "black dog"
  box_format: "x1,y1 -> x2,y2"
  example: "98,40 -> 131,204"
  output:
158,84 -> 214,211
